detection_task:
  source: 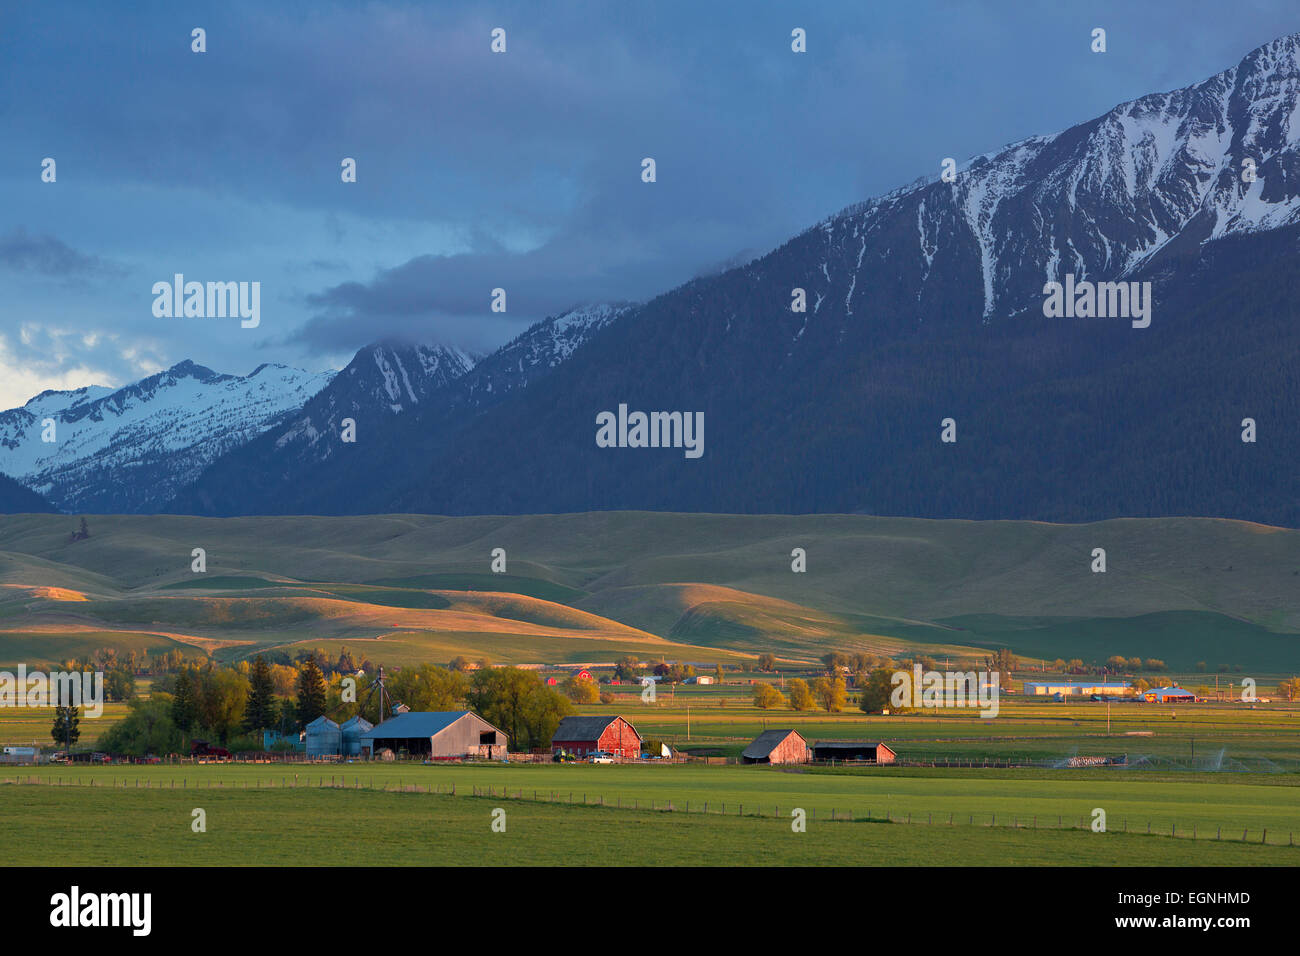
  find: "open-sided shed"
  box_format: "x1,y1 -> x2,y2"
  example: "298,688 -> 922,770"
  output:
812,741 -> 896,764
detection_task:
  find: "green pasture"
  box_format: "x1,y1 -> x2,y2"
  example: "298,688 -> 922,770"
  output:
3,765 -> 1298,865
7,762 -> 1299,843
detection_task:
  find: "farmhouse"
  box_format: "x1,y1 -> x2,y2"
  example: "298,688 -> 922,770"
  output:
551,715 -> 641,759
360,711 -> 508,759
304,716 -> 341,757
742,729 -> 808,765
812,741 -> 896,764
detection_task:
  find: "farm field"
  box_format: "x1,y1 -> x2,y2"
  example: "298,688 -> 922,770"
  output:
3,764 -> 1298,865
8,762 -> 1300,839
1,511 -> 1296,868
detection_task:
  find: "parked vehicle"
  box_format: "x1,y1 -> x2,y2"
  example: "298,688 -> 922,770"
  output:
588,751 -> 613,764
190,740 -> 231,759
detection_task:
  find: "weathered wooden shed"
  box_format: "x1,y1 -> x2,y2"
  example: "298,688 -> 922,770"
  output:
742,729 -> 808,765
551,715 -> 641,759
359,711 -> 508,759
305,716 -> 342,757
340,715 -> 373,756
812,741 -> 896,764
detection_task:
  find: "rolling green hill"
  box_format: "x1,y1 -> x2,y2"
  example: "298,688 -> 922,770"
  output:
0,512 -> 1295,669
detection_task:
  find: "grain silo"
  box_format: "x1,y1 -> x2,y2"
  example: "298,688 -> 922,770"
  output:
340,715 -> 373,756
305,716 -> 342,757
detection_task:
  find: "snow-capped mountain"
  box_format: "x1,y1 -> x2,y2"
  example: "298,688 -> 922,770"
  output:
270,342 -> 475,462
460,303 -> 635,404
173,33 -> 1300,523
0,361 -> 335,513
357,341 -> 476,414
168,307 -> 634,512
790,31 -> 1300,330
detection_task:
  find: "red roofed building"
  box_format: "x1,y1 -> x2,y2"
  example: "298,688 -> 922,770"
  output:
551,715 -> 641,759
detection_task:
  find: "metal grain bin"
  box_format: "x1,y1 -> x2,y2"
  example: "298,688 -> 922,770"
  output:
340,715 -> 373,756
305,716 -> 342,757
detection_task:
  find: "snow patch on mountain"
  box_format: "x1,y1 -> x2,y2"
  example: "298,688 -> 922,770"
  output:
460,302 -> 635,404
793,32 -> 1300,326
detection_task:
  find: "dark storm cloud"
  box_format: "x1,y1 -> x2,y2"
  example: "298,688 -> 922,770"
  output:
0,228 -> 122,279
3,0 -> 1297,377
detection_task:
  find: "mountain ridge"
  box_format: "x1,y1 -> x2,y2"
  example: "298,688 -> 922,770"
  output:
20,32 -> 1300,523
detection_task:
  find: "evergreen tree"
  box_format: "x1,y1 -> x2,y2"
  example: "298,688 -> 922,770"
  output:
296,659 -> 328,727
52,705 -> 80,748
244,655 -> 276,732
171,667 -> 197,733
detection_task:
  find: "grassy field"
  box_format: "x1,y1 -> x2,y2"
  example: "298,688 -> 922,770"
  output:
0,512 -> 1296,669
3,763 -> 1297,865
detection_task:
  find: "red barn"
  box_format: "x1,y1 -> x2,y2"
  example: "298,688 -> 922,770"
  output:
551,715 -> 641,759
741,729 -> 808,765
571,668 -> 594,682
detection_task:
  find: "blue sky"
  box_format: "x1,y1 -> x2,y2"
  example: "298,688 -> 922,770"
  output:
1,0 -> 1296,408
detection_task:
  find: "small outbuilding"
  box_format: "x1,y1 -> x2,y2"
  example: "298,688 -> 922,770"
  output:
305,716 -> 342,757
360,711 -> 508,760
742,729 -> 808,765
340,715 -> 374,756
1145,686 -> 1196,703
551,715 -> 641,759
812,741 -> 896,764
262,729 -> 304,752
